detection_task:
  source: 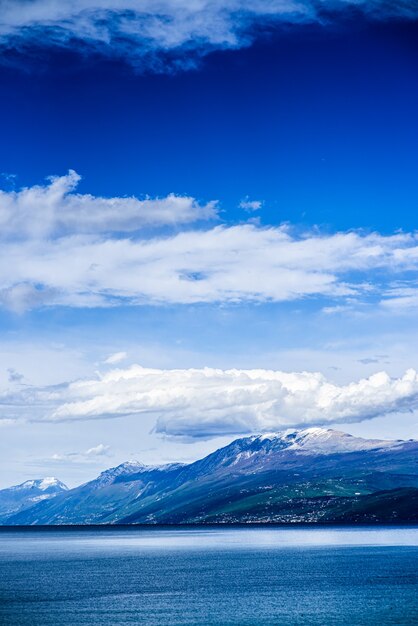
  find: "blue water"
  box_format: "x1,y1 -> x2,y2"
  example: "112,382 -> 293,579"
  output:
0,527 -> 417,625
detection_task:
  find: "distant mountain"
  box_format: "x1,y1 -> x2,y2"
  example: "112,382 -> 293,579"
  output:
2,429 -> 418,525
0,477 -> 68,519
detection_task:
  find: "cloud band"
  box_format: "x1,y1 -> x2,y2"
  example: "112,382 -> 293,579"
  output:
2,364 -> 418,438
1,1 -> 417,70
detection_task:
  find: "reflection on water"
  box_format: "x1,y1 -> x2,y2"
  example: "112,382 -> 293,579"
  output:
1,525 -> 418,555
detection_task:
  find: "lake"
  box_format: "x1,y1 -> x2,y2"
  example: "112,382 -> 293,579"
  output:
0,526 -> 417,625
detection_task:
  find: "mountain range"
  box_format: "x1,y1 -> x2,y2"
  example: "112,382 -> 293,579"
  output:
1,428 -> 417,525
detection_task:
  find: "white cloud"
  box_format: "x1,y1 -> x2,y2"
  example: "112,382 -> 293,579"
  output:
380,285 -> 418,313
2,171 -> 418,313
50,443 -> 111,463
1,221 -> 418,311
239,198 -> 262,212
0,283 -> 56,314
104,351 -> 128,365
0,418 -> 16,427
2,364 -> 418,439
85,443 -> 110,456
0,171 -> 218,238
0,1 -> 416,70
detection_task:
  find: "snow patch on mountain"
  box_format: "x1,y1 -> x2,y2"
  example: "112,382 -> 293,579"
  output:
91,460 -> 186,488
249,427 -> 405,455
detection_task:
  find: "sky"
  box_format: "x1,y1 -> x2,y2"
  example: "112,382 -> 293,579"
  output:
0,0 -> 418,488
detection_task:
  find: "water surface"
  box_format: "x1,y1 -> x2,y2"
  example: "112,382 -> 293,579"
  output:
0,526 -> 417,625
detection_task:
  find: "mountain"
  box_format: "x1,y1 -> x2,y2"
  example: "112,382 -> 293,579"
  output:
0,477 -> 68,519
2,429 -> 418,525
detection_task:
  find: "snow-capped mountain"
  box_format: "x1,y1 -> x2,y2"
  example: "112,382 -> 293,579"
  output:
2,429 -> 417,525
234,427 -> 406,456
0,477 -> 68,519
10,477 -> 68,493
178,427 -> 409,479
91,461 -> 186,488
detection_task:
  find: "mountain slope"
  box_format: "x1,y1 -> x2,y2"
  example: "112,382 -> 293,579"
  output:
3,462 -> 186,525
2,429 -> 418,525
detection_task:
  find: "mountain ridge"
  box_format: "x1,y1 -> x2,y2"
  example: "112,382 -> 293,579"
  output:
1,428 -> 417,525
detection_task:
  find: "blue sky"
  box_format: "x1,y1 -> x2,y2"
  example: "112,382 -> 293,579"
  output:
1,3 -> 418,487
1,19 -> 417,232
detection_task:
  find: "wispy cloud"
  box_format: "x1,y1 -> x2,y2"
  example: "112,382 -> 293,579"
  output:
2,224 -> 418,311
358,357 -> 380,365
2,364 -> 418,438
103,352 -> 128,365
7,368 -> 24,383
49,443 -> 111,463
380,285 -> 418,313
0,170 -> 217,238
239,197 -> 263,212
0,1 -> 417,71
2,171 -> 418,313
0,283 -> 56,314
